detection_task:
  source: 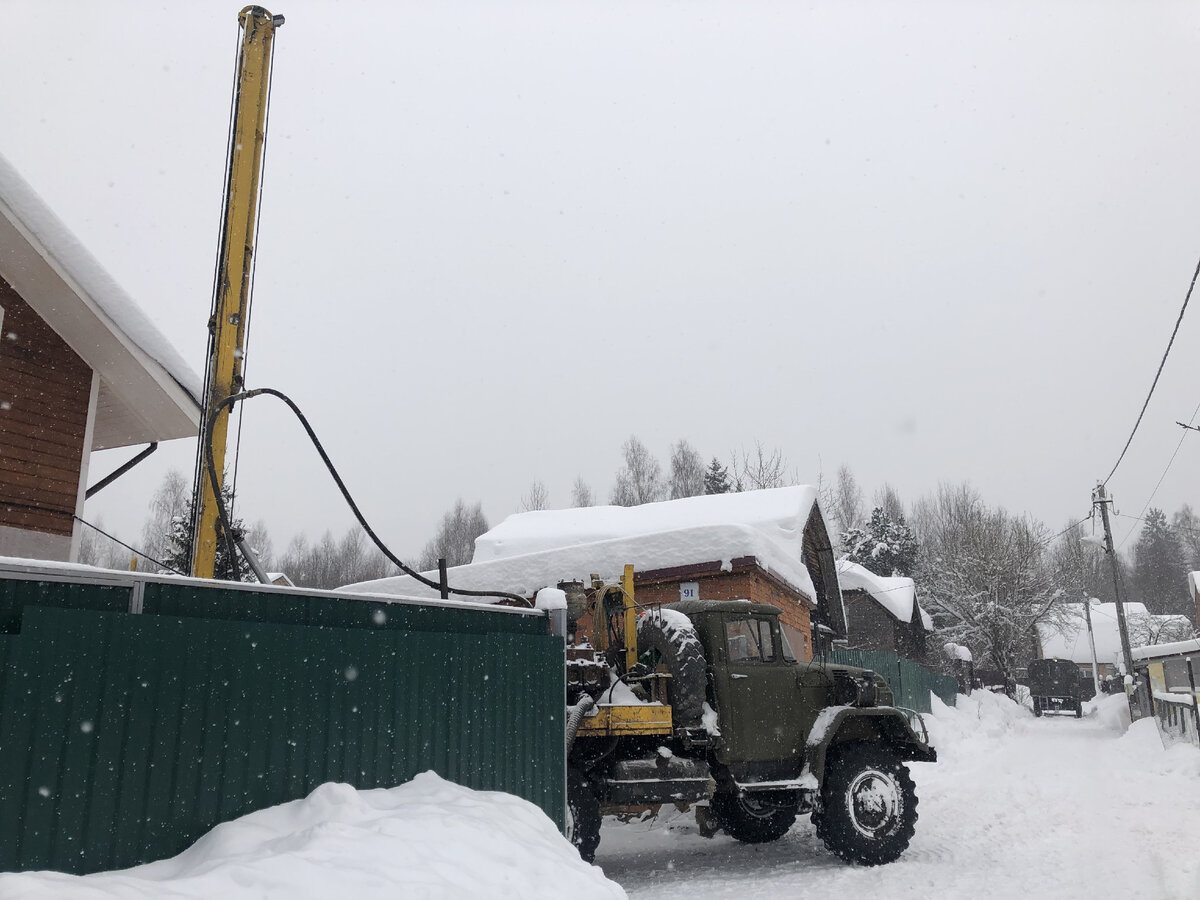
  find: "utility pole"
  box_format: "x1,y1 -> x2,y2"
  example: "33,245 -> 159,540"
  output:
1093,482 -> 1140,718
1082,596 -> 1101,698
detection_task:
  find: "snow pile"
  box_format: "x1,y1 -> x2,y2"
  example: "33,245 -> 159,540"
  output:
0,773 -> 626,900
1091,692 -> 1132,735
924,688 -> 1028,749
835,560 -> 923,626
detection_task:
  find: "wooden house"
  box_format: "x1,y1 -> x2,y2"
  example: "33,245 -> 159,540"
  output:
344,486 -> 847,661
835,560 -> 933,664
0,155 -> 201,562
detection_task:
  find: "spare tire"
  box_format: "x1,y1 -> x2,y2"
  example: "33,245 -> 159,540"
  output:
637,608 -> 708,731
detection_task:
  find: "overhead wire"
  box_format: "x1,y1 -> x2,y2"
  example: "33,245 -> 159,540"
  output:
1115,395 -> 1200,551
203,387 -> 533,606
1,501 -> 184,575
1102,249 -> 1199,486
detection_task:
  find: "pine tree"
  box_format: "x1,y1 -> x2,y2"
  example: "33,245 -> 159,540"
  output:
841,506 -> 919,577
703,457 -> 732,495
1132,508 -> 1189,616
164,482 -> 252,581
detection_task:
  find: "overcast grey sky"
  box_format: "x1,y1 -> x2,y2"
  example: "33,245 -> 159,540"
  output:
2,0 -> 1198,561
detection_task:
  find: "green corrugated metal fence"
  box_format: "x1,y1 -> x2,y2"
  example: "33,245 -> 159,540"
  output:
0,571 -> 564,875
829,648 -> 957,712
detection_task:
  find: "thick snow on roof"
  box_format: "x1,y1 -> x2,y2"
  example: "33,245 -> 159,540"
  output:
475,486 -> 819,561
1132,637 -> 1200,661
0,154 -> 202,418
348,488 -> 827,601
1037,602 -> 1192,666
836,559 -> 928,629
344,521 -> 817,602
1189,571 -> 1200,596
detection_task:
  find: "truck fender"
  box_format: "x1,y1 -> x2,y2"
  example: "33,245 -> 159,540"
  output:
802,707 -> 937,786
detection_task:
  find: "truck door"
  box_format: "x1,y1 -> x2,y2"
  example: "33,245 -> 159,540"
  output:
713,615 -> 808,764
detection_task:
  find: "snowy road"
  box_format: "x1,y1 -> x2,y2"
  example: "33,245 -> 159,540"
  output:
596,693 -> 1200,900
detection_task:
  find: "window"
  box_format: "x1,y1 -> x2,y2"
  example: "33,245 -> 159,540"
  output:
725,618 -> 776,662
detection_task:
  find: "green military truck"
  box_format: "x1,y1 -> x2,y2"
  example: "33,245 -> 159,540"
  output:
563,577 -> 937,866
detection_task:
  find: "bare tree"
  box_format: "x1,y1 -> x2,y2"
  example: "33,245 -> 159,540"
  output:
249,518 -> 275,571
78,518 -> 132,570
571,476 -> 595,508
668,439 -> 706,499
874,483 -> 906,524
418,499 -> 489,569
610,436 -> 665,506
139,469 -> 189,573
278,526 -> 397,589
913,482 -> 1066,681
520,480 -> 549,512
731,441 -> 793,491
833,464 -> 865,536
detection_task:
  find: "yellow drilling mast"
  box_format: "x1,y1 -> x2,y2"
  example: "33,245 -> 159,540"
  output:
191,6 -> 283,579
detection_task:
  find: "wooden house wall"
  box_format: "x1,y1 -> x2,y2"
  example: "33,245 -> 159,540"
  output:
0,279 -> 91,538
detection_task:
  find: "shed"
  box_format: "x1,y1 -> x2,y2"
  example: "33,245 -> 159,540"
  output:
835,560 -> 933,663
345,486 -> 846,660
0,155 -> 201,562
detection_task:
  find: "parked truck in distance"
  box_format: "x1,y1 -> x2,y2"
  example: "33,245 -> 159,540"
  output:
562,570 -> 937,865
1028,657 -> 1085,718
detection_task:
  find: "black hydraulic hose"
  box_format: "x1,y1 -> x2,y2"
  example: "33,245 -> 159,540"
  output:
204,388 -> 533,606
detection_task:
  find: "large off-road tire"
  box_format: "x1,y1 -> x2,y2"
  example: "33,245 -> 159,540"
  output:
1075,701 -> 1083,719
637,609 -> 708,730
814,744 -> 918,866
710,790 -> 799,843
566,766 -> 601,863
1033,698 -> 1043,717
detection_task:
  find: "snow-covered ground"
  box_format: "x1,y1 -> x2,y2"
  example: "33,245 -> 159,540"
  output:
0,772 -> 624,900
3,693 -> 1198,899
598,692 -> 1200,900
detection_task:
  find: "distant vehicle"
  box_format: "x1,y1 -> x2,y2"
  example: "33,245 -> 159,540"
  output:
1028,658 -> 1083,718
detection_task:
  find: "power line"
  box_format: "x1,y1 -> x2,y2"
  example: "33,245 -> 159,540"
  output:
1116,395 -> 1200,551
1,501 -> 184,574
1103,250 -> 1200,485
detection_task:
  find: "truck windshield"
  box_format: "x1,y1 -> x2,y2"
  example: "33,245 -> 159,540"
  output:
725,618 -> 776,662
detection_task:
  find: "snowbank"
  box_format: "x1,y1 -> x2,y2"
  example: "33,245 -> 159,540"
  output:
924,688 -> 1028,749
0,773 -> 626,900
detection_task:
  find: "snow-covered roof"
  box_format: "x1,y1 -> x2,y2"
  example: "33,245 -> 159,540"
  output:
835,559 -> 931,630
345,487 -> 824,602
1189,571 -> 1200,597
0,154 -> 201,449
1036,602 -> 1192,666
1132,637 -> 1200,662
944,642 -> 973,662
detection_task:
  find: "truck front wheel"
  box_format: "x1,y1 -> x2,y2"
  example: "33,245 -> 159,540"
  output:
814,744 -> 917,865
567,766 -> 601,863
710,789 -> 799,843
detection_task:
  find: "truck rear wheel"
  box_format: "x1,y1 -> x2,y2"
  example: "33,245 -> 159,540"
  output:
637,609 -> 708,730
710,789 -> 799,843
566,766 -> 601,863
814,744 -> 917,866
